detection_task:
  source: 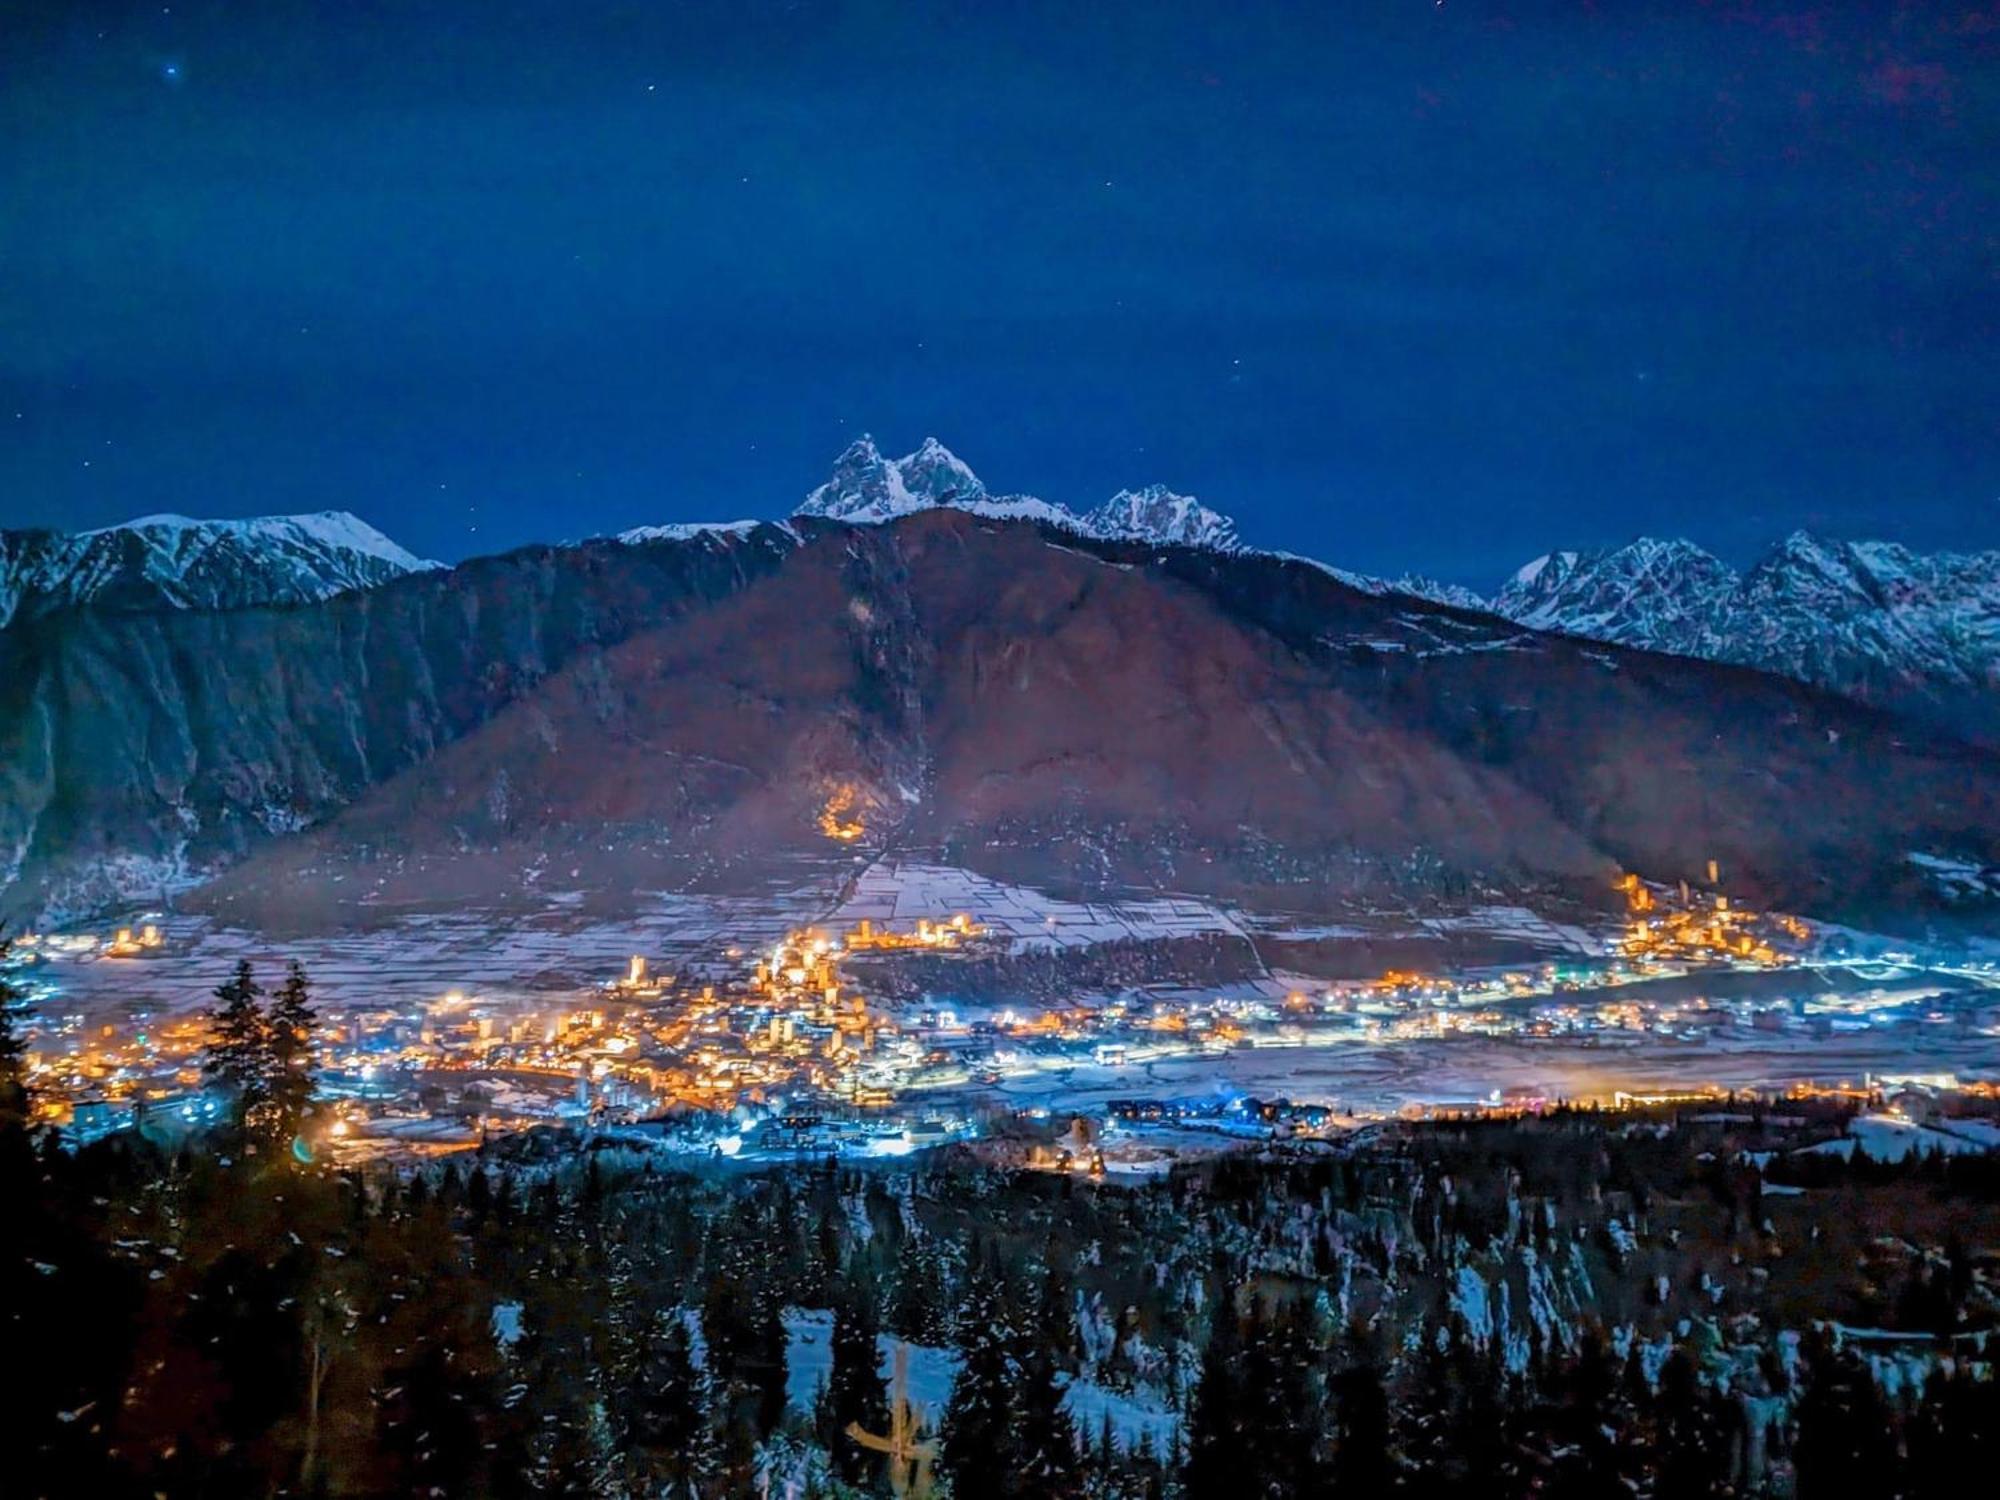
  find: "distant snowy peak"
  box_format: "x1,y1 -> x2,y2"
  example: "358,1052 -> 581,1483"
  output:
1487,529 -> 2000,736
1083,485 -> 1240,552
1388,574 -> 1488,612
617,519 -> 766,545
790,436 -> 1245,551
1494,536 -> 1737,640
796,435 -> 990,523
0,510 -> 437,628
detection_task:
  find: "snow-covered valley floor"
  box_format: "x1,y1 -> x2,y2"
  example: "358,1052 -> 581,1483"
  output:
16,856 -> 1999,1117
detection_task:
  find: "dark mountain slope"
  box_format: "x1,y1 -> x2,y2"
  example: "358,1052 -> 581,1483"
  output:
191,515 -> 2000,929
1,510 -> 1993,927
0,525 -> 804,919
1146,542 -> 1995,916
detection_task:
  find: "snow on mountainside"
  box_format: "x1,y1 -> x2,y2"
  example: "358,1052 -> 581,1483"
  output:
0,510 -> 437,627
617,519 -> 766,545
1490,531 -> 2000,736
1082,484 -> 1240,551
790,436 -> 1240,548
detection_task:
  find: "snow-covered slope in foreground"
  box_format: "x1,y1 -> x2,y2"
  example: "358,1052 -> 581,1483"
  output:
0,510 -> 438,626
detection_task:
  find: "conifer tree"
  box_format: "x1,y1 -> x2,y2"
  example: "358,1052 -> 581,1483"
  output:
711,1375 -> 761,1496
202,959 -> 269,1134
748,1291 -> 790,1438
890,1231 -> 953,1344
1182,1292 -> 1245,1500
1795,1338 -> 1898,1499
940,1262 -> 1018,1500
466,1163 -> 493,1222
702,1239 -> 757,1388
1239,1299 -> 1325,1495
1331,1357 -> 1391,1494
1656,1346 -> 1729,1500
1035,1252 -> 1080,1372
822,1283 -> 890,1483
640,1314 -> 707,1491
1016,1344 -> 1084,1498
267,958 -> 319,1148
0,935 -> 29,1135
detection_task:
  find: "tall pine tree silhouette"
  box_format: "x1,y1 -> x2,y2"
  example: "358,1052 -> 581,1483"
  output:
267,959 -> 319,1148
823,1281 -> 890,1483
1182,1288 -> 1245,1500
0,934 -> 29,1136
940,1248 -> 1019,1500
202,959 -> 268,1135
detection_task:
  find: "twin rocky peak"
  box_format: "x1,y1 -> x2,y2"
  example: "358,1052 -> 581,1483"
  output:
794,434 -> 1241,552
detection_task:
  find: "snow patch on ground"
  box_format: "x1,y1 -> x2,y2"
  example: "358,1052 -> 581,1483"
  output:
1797,1113 -> 2000,1163
827,860 -> 1247,952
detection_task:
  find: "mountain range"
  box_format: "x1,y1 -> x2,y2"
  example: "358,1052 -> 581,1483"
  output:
1,440 -> 1994,929
793,436 -> 1242,551
1485,533 -> 2000,741
13,445 -> 1990,749
0,511 -> 436,627
0,474 -> 1994,929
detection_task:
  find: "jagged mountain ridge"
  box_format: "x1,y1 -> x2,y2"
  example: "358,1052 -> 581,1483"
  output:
0,510 -> 438,627
1490,533 -> 2000,739
791,436 -> 1240,549
3,507 -> 1993,929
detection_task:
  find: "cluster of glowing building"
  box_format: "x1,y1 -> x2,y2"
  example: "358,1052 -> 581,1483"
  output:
1615,871 -> 1809,968
8,864 -> 1964,1161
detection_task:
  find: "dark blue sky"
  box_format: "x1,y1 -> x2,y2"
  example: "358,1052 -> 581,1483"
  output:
3,1 -> 1993,584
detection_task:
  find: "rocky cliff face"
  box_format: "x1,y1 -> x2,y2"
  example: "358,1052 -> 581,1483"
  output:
2,508 -> 1992,928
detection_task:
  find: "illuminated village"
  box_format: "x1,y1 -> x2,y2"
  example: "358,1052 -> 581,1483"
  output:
8,864 -> 1993,1165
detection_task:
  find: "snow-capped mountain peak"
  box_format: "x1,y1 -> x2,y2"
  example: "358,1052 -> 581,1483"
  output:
791,437 -> 1248,550
1083,484 -> 1241,552
1494,535 -> 1735,636
80,510 -> 436,572
796,435 -> 991,523
0,509 -> 438,628
1507,552 -> 1566,590
1485,527 -> 2000,740
896,436 -> 987,505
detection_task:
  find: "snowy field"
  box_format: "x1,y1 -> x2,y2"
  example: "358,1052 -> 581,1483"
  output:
1412,904 -> 1609,958
827,859 -> 1248,952
1240,901 -> 1615,960
1799,1113 -> 2000,1162
18,886 -> 822,1020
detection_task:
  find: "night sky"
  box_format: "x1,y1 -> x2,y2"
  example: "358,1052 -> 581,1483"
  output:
3,1 -> 1994,585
